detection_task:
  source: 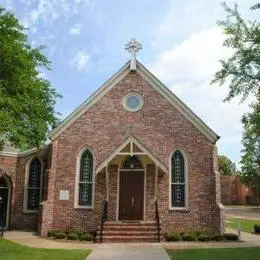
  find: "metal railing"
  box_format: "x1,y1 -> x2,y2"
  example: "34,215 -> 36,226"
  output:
155,200 -> 160,242
99,200 -> 108,243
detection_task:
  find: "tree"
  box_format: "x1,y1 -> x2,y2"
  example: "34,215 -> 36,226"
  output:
240,95 -> 260,192
211,2 -> 260,102
218,155 -> 237,176
212,2 -> 260,194
0,7 -> 60,150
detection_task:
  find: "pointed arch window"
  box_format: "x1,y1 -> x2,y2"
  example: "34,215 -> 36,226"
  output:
78,149 -> 93,206
122,155 -> 143,169
171,151 -> 187,208
25,157 -> 42,211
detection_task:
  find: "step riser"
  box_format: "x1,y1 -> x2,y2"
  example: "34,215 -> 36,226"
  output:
97,222 -> 160,243
98,228 -> 159,232
98,235 -> 159,238
103,223 -> 157,227
97,232 -> 159,236
98,239 -> 159,243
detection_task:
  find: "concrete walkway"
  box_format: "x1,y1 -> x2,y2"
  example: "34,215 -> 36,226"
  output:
3,229 -> 260,260
87,243 -> 170,260
4,231 -> 97,249
226,228 -> 260,246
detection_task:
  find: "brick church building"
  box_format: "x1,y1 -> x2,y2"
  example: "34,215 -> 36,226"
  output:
0,40 -> 223,242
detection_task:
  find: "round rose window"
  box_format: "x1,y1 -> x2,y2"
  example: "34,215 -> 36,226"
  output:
123,92 -> 143,112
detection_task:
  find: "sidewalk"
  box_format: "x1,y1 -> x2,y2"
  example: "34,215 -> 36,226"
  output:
87,243 -> 170,260
4,231 -> 97,249
3,229 -> 260,260
226,227 -> 260,246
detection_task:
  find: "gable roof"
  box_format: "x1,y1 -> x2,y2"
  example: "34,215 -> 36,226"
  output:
50,60 -> 220,143
96,135 -> 168,173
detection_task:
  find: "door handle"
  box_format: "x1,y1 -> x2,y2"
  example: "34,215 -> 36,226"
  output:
132,196 -> 134,208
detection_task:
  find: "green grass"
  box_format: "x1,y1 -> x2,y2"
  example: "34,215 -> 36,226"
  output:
0,239 -> 91,260
225,218 -> 260,233
167,247 -> 260,260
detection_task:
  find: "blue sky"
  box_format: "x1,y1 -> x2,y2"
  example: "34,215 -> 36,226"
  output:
1,0 -> 257,166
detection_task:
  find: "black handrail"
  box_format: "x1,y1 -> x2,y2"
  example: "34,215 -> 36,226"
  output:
100,200 -> 108,243
155,200 -> 160,242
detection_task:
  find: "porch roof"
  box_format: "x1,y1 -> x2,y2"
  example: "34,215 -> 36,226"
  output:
96,136 -> 168,173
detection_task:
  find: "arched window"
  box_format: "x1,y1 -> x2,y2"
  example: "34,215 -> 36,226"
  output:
25,157 -> 42,211
122,155 -> 143,169
78,149 -> 93,206
171,150 -> 187,208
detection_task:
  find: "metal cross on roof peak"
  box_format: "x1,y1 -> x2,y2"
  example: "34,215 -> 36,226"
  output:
125,39 -> 142,71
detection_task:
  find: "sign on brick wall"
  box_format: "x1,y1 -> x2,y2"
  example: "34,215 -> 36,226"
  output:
59,190 -> 69,200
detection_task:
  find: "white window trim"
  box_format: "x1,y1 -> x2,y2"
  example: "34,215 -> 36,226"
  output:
122,92 -> 144,112
74,146 -> 95,209
169,149 -> 189,211
23,156 -> 43,213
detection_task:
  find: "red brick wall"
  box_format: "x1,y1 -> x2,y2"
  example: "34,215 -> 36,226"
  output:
221,176 -> 260,205
0,147 -> 50,231
146,164 -> 155,221
107,165 -> 118,221
0,156 -> 17,229
45,71 -> 221,234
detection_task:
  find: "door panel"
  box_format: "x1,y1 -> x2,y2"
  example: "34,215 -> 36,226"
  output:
0,188 -> 8,227
119,171 -> 144,220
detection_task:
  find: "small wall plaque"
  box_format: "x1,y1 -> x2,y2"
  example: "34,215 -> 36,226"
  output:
59,190 -> 69,200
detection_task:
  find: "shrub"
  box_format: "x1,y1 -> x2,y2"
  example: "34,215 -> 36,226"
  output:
164,232 -> 181,242
66,228 -> 85,236
80,233 -> 93,241
210,235 -> 224,241
194,230 -> 209,237
54,232 -> 67,239
47,231 -> 55,237
182,233 -> 196,241
67,233 -> 79,240
254,224 -> 260,234
223,233 -> 239,241
197,234 -> 210,242
47,230 -> 63,237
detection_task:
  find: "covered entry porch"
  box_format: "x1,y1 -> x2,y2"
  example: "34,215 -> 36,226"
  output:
96,136 -> 168,222
96,136 -> 167,242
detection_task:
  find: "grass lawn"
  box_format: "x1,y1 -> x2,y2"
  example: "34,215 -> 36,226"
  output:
225,217 -> 260,233
167,247 -> 260,260
0,239 -> 91,260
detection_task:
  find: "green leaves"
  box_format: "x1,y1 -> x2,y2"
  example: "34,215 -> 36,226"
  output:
218,155 -> 237,176
211,2 -> 260,102
0,7 -> 60,150
212,2 -> 260,193
240,94 -> 260,192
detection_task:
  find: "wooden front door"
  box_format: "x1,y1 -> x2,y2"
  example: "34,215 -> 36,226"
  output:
119,171 -> 144,220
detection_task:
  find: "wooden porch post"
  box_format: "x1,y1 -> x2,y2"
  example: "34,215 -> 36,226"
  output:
154,164 -> 158,201
105,166 -> 109,201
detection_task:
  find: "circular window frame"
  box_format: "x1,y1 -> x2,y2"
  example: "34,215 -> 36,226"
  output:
122,92 -> 144,112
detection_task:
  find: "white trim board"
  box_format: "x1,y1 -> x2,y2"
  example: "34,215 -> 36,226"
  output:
96,135 -> 168,173
49,59 -> 219,143
74,146 -> 95,209
50,61 -> 131,140
23,156 -> 44,214
0,146 -> 48,158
